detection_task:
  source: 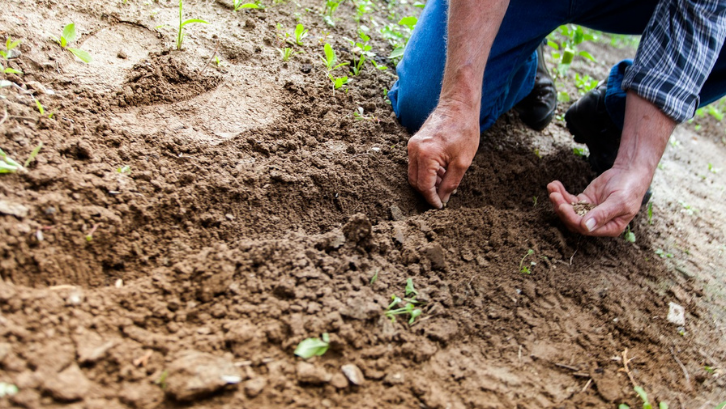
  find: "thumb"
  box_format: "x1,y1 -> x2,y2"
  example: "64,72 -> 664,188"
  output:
581,198 -> 627,236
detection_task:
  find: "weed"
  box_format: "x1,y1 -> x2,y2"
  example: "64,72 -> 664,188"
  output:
573,146 -> 587,156
370,268 -> 379,284
679,200 -> 696,216
624,225 -> 636,243
708,163 -> 720,174
214,55 -> 223,66
1,37 -> 23,75
353,0 -> 376,22
24,142 -> 42,168
117,165 -> 131,174
1,143 -> 41,174
278,47 -> 297,61
155,370 -> 169,389
385,278 -> 423,324
34,99 -> 53,119
51,23 -> 92,63
655,248 -> 674,259
176,0 -> 208,51
234,0 -> 264,11
294,23 -> 308,46
353,107 -> 379,122
329,74 -> 349,90
533,196 -> 538,206
294,333 -> 330,359
647,202 -> 653,225
519,249 -> 535,274
618,386 -> 668,409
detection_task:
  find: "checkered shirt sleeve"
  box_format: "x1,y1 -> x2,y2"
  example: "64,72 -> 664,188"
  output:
621,0 -> 726,123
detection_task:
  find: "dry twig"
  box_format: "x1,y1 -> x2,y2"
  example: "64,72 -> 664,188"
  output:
133,350 -> 153,367
198,39 -> 221,76
669,346 -> 692,391
620,348 -> 637,388
581,378 -> 592,392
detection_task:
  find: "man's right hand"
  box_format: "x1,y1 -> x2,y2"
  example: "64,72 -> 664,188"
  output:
407,101 -> 480,209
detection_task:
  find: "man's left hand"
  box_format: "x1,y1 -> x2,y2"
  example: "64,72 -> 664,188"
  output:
547,164 -> 652,237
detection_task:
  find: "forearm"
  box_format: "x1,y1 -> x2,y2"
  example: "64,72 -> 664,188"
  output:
440,0 -> 510,110
613,91 -> 676,178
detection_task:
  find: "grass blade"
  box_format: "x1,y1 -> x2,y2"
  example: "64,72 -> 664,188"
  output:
24,142 -> 42,168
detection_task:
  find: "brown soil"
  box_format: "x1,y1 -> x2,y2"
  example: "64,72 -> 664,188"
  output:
1,1 -> 725,408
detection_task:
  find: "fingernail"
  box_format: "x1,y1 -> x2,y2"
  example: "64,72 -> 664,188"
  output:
585,218 -> 597,232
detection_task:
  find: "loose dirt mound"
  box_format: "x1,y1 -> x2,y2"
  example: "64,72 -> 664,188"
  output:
1,1 -> 725,408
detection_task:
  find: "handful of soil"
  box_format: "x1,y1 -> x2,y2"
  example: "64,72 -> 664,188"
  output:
572,201 -> 594,216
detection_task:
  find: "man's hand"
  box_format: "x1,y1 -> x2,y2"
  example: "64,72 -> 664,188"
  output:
549,91 -> 675,236
547,164 -> 652,236
407,102 -> 480,208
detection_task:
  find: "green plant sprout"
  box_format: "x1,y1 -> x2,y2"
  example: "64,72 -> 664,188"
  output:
176,0 -> 208,51
155,370 -> 169,390
320,43 -> 348,71
0,142 -> 42,174
294,24 -> 308,46
214,55 -> 223,66
85,224 -> 99,242
385,278 -> 423,324
533,196 -> 538,206
323,0 -> 345,26
294,333 -> 330,359
234,0 -> 264,11
624,225 -> 636,243
386,16 -> 418,60
519,249 -> 535,274
117,165 -> 131,174
618,386 -> 668,409
51,23 -> 92,63
1,37 -> 22,75
547,24 -> 596,76
278,47 -> 298,61
34,99 -> 53,119
346,29 -> 386,75
708,163 -> 720,174
369,268 -> 379,284
0,382 -> 18,398
647,202 -> 653,225
655,248 -> 674,259
574,72 -> 598,94
573,146 -> 587,156
353,107 -> 379,122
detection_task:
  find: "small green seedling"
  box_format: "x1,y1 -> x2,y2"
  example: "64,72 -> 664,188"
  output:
34,99 -> 53,119
0,382 -> 18,398
294,333 -> 329,359
398,16 -> 417,30
647,202 -> 653,225
533,196 -> 538,206
85,224 -> 99,242
655,248 -> 673,259
353,107 -> 379,122
1,37 -> 23,75
234,0 -> 264,11
278,47 -> 297,61
573,146 -> 587,156
155,370 -> 169,390
519,249 -> 535,274
117,165 -> 131,174
329,74 -> 349,91
24,142 -> 42,168
294,24 -> 308,46
176,0 -> 208,50
51,23 -> 92,63
624,225 -> 636,243
385,278 -> 423,324
320,43 -> 348,71
1,143 -> 41,174
708,163 -> 720,174
369,268 -> 379,285
214,56 -> 223,66
323,0 -> 344,26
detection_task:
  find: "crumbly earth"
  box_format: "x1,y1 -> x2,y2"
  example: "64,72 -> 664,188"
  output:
1,1 -> 725,408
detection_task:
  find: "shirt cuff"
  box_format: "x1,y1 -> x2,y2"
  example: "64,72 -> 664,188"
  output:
621,64 -> 700,124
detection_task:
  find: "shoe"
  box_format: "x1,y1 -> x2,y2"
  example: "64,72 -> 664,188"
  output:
565,81 -> 652,205
514,42 -> 558,131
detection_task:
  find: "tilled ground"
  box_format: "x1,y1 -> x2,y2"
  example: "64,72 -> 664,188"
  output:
1,0 -> 725,408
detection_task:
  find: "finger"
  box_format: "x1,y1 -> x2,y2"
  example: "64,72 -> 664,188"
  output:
417,159 -> 443,209
438,158 -> 469,204
547,181 -> 580,205
553,200 -> 586,234
407,150 -> 418,188
437,166 -> 446,178
581,198 -> 630,237
436,175 -> 442,187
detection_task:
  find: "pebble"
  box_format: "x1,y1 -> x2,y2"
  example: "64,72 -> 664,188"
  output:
421,243 -> 446,270
341,364 -> 365,386
42,364 -> 90,402
390,205 -> 405,221
243,377 -> 266,398
165,350 -> 242,401
667,302 -> 686,326
296,362 -> 331,385
392,225 -> 405,244
329,373 -> 349,389
117,50 -> 128,59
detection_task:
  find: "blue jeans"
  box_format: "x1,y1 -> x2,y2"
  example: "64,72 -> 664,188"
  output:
389,0 -> 726,133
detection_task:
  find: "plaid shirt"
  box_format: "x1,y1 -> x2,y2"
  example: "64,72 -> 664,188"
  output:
622,0 -> 726,123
